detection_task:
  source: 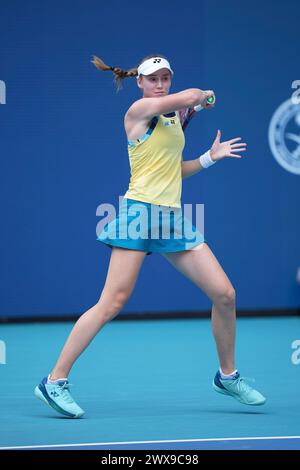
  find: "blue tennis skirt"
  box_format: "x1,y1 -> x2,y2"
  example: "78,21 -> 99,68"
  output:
96,197 -> 206,256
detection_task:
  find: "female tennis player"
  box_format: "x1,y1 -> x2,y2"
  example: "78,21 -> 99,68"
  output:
34,54 -> 266,418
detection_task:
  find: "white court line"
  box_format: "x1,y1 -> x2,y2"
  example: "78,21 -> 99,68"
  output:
1,435 -> 300,450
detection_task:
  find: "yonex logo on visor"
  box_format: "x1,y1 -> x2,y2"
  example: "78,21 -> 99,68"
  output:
137,58 -> 174,77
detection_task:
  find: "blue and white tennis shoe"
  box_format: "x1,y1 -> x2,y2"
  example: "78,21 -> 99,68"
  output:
34,376 -> 85,418
213,371 -> 266,406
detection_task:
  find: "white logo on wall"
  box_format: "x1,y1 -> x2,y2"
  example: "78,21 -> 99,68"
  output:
268,83 -> 300,175
0,340 -> 6,365
0,80 -> 6,104
291,339 -> 300,365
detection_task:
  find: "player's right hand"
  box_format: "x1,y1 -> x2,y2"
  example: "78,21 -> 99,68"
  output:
201,90 -> 216,108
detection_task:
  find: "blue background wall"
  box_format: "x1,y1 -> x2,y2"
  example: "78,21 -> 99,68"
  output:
0,0 -> 299,318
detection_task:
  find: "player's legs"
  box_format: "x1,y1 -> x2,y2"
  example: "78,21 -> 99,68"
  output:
161,242 -> 236,373
50,247 -> 147,379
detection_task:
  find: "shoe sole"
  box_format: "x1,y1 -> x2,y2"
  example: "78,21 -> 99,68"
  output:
34,386 -> 84,418
213,382 -> 267,406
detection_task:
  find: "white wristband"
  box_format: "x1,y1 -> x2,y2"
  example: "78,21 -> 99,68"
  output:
199,150 -> 216,169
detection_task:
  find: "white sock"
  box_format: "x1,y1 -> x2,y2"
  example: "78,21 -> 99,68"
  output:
219,368 -> 238,380
47,374 -> 68,384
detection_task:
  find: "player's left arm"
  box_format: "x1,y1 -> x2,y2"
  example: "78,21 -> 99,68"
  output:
181,130 -> 247,179
181,156 -> 204,179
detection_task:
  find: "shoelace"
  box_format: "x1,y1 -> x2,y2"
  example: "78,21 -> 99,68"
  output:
232,376 -> 255,396
56,382 -> 75,404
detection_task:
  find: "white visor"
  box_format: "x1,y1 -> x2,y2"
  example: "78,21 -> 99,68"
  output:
137,57 -> 174,77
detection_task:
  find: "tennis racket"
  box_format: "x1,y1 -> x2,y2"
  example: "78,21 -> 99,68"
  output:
194,94 -> 215,112
179,94 -> 215,131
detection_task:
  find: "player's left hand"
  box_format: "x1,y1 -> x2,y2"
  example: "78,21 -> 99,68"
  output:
210,130 -> 247,161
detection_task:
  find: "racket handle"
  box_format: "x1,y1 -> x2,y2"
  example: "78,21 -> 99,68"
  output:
194,95 -> 215,112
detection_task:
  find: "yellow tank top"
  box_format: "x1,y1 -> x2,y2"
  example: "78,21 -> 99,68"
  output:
124,111 -> 185,208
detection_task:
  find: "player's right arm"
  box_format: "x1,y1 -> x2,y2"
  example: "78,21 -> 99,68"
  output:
126,89 -> 213,121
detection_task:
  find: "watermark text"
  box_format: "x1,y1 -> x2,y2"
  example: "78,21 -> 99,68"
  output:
96,196 -> 205,249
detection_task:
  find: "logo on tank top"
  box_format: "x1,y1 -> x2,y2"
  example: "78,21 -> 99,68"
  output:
163,118 -> 176,127
268,94 -> 300,175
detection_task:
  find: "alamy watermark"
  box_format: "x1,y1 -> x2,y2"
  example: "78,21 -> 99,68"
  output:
0,80 -> 6,104
0,340 -> 6,365
96,196 -> 205,249
291,339 -> 300,365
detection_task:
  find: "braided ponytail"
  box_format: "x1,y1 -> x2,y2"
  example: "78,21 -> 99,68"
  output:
91,53 -> 169,92
91,55 -> 137,92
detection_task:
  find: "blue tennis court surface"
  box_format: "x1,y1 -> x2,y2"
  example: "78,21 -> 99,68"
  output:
0,316 -> 299,450
2,436 -> 300,450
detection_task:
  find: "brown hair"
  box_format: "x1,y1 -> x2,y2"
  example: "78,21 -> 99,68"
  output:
91,53 -> 170,92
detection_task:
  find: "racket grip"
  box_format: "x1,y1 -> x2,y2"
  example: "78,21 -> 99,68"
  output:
194,95 -> 215,112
